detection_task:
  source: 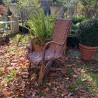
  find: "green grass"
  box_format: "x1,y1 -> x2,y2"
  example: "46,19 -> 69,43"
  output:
65,61 -> 98,97
7,32 -> 19,39
0,32 -> 98,97
74,63 -> 98,97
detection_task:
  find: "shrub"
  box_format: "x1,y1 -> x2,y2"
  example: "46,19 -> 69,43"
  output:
77,19 -> 98,47
70,23 -> 80,36
72,15 -> 85,24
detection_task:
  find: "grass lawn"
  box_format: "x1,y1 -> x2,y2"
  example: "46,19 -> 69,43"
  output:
0,33 -> 98,98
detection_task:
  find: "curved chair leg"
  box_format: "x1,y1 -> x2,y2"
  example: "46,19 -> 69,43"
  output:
38,62 -> 45,84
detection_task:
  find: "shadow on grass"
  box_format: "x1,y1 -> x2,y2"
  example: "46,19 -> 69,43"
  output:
7,32 -> 20,39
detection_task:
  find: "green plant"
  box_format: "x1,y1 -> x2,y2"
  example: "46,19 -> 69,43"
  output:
16,0 -> 40,19
77,19 -> 98,46
28,6 -> 55,46
16,0 -> 55,46
70,23 -> 80,36
72,15 -> 85,24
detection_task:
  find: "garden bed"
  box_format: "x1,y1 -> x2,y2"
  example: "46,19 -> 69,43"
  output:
0,34 -> 98,98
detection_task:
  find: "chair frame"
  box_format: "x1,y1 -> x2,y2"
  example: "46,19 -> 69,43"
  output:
27,18 -> 72,84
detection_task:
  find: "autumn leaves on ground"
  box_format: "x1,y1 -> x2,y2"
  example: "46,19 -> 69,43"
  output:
0,34 -> 98,98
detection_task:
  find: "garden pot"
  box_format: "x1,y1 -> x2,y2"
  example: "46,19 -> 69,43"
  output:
79,44 -> 98,61
34,44 -> 42,51
19,25 -> 29,34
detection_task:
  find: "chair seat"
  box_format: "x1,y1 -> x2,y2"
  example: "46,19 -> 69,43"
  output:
27,49 -> 62,64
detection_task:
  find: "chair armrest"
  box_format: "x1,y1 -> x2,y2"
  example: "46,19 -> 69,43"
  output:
26,38 -> 35,52
42,41 -> 64,61
43,41 -> 63,50
26,43 -> 32,52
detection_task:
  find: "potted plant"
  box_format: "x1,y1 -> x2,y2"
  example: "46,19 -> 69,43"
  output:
16,0 -> 54,50
28,3 -> 55,51
77,19 -> 98,61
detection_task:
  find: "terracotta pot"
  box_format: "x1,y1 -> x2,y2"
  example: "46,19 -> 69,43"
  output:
34,44 -> 42,51
79,44 -> 98,61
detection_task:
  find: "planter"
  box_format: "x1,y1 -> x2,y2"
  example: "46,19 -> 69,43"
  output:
79,44 -> 98,61
19,25 -> 29,34
34,44 -> 42,51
